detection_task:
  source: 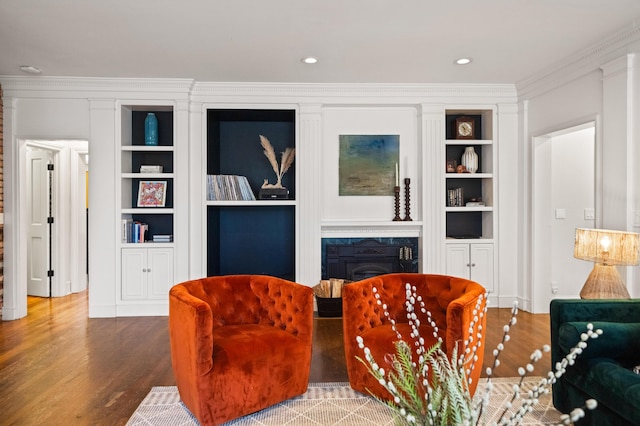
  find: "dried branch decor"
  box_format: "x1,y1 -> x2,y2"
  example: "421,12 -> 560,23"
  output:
259,135 -> 295,189
356,284 -> 600,425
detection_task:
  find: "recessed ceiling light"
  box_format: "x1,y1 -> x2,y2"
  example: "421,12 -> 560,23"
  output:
302,57 -> 318,64
20,65 -> 41,74
455,58 -> 472,65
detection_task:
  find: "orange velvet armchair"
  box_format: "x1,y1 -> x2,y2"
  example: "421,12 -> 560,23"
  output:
342,273 -> 487,401
169,275 -> 314,426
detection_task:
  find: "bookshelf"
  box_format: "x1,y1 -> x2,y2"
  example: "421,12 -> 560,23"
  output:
206,108 -> 296,280
118,103 -> 176,301
444,108 -> 496,291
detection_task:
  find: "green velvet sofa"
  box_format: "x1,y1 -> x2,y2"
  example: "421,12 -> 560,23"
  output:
550,299 -> 640,425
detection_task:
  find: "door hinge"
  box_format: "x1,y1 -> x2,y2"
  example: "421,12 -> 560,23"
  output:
47,217 -> 54,224
47,163 -> 54,171
47,270 -> 54,277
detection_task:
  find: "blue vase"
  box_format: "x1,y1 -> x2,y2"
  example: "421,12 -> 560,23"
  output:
145,113 -> 158,146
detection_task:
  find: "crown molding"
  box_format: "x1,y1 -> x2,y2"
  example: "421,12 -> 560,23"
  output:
517,22 -> 640,100
190,82 -> 517,104
0,76 -> 194,99
0,76 -> 517,105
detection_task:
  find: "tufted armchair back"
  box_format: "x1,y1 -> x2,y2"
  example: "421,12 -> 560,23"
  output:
169,275 -> 313,425
343,273 -> 486,399
173,274 -> 312,340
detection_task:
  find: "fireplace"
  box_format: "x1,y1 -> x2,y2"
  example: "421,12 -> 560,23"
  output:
321,238 -> 418,281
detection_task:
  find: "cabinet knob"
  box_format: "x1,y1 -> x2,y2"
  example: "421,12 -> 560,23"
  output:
471,263 -> 476,267
466,263 -> 471,267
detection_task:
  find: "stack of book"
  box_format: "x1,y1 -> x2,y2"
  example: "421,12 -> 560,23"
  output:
152,234 -> 173,243
140,165 -> 163,173
207,175 -> 255,201
447,188 -> 464,207
122,219 -> 148,243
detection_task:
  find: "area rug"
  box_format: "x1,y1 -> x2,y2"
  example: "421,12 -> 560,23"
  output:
127,378 -> 562,425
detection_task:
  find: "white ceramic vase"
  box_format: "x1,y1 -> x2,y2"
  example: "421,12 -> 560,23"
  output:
461,146 -> 478,173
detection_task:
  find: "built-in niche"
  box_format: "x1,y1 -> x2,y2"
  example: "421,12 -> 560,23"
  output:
206,109 -> 296,280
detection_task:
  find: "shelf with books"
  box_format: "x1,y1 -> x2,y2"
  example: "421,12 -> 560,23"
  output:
206,108 -> 296,280
444,108 -> 496,287
118,103 -> 177,304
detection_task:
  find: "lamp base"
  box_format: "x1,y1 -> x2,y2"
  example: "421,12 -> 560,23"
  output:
580,263 -> 631,299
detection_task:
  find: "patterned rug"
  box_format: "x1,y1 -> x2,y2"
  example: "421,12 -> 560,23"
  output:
127,378 -> 562,425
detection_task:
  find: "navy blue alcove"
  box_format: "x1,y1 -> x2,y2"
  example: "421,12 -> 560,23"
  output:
207,206 -> 295,280
207,109 -> 296,280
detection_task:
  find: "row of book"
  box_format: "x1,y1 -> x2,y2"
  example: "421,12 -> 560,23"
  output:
121,219 -> 173,244
447,188 -> 464,207
207,175 -> 256,201
122,219 -> 148,243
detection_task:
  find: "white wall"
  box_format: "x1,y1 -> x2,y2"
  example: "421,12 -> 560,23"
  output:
521,71 -> 604,312
550,128 -> 596,299
321,107 -> 419,222
522,53 -> 640,309
2,98 -> 91,319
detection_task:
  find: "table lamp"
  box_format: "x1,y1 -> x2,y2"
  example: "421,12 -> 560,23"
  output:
574,228 -> 640,299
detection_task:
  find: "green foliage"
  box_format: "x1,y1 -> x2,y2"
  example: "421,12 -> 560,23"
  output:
357,339 -> 476,425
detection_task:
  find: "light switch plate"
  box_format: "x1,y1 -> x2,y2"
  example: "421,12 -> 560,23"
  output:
584,208 -> 595,220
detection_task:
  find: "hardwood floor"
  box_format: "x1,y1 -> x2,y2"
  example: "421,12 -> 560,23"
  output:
0,293 -> 551,425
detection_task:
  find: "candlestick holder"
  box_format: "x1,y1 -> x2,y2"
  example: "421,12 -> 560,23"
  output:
393,186 -> 402,221
403,178 -> 412,221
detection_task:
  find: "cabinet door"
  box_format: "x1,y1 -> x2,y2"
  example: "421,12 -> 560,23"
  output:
147,248 -> 174,300
470,243 -> 494,292
446,244 -> 471,279
122,248 -> 147,300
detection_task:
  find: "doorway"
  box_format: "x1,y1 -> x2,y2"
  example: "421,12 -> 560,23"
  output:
531,122 -> 597,312
22,139 -> 89,300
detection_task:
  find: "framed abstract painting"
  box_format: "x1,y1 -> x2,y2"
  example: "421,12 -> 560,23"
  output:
338,134 -> 399,196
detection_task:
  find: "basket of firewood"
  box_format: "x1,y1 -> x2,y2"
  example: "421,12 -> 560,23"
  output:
313,278 -> 351,317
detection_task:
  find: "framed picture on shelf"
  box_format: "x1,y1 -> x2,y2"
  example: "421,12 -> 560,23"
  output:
137,181 -> 167,207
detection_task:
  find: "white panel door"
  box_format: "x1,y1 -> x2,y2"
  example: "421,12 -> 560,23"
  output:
470,243 -> 494,292
147,248 -> 173,299
27,148 -> 52,297
122,248 -> 146,300
446,244 -> 471,280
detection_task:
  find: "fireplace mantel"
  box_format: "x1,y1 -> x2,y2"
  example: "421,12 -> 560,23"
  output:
321,220 -> 423,238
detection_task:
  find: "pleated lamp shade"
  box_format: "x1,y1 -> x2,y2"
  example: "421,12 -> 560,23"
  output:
574,228 -> 640,299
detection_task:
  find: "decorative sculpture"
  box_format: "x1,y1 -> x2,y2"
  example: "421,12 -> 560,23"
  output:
259,135 -> 295,189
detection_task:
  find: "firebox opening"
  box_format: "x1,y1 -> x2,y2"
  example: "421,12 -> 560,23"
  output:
321,237 -> 419,281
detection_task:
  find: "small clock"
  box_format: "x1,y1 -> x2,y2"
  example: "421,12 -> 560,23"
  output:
455,117 -> 475,139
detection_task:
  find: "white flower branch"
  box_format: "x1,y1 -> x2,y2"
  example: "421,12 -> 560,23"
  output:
356,284 -> 601,426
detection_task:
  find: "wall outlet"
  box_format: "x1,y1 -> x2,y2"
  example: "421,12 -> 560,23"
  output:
555,208 -> 566,219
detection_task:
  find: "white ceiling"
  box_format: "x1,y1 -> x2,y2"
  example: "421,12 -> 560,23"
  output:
1,0 -> 640,85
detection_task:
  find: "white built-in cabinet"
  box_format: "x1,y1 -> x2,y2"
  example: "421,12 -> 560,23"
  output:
444,108 -> 496,292
121,247 -> 174,300
445,243 -> 494,292
117,102 -> 176,308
